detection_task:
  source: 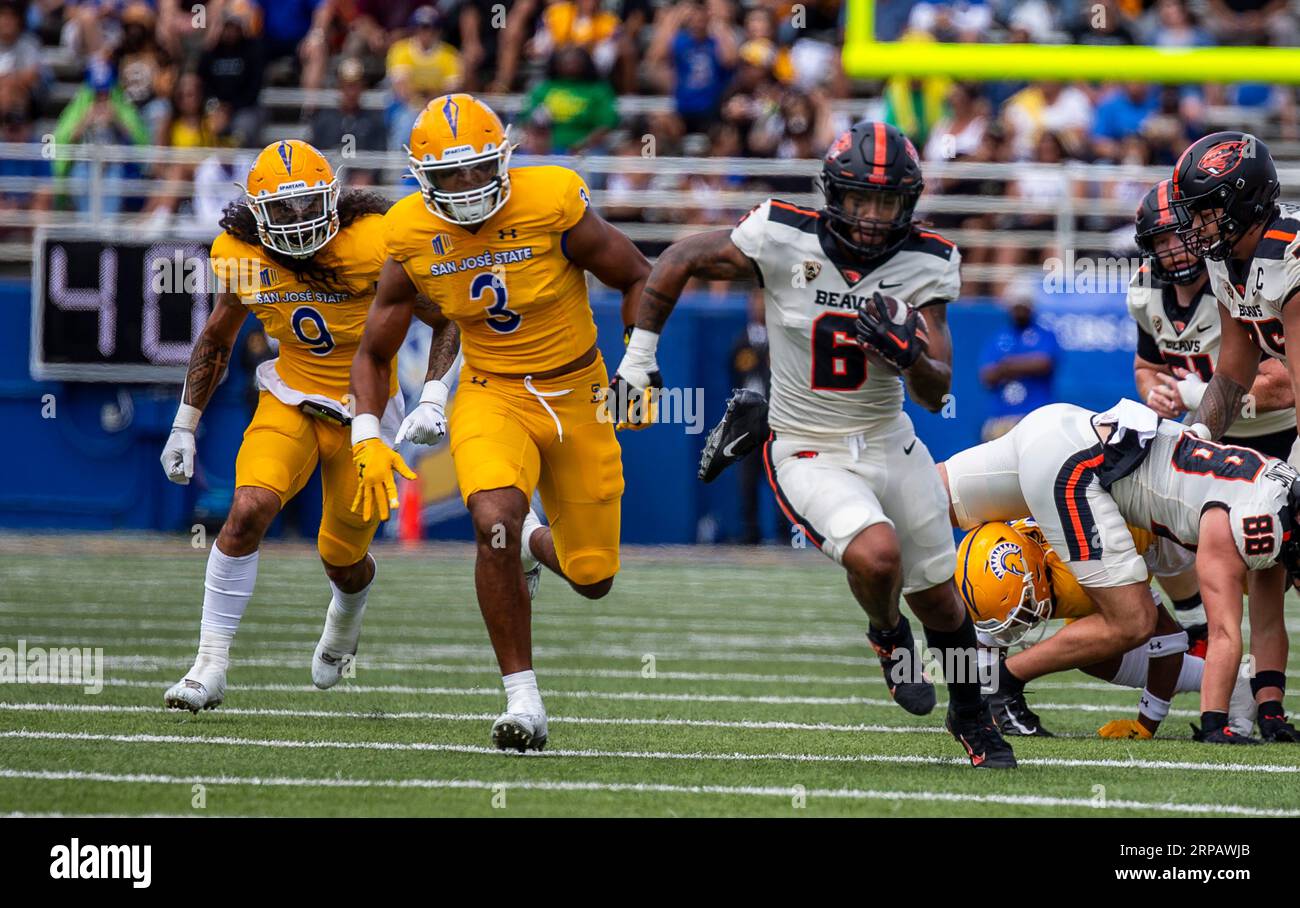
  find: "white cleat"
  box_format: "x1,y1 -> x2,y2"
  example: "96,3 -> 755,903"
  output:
163,665 -> 226,713
312,603 -> 366,690
1228,663 -> 1258,737
491,710 -> 549,752
521,507 -> 544,601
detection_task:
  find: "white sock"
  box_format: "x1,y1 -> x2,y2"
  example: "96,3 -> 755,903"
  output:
321,559 -> 374,651
521,509 -> 543,568
1110,645 -> 1149,690
1175,654 -> 1205,694
195,545 -> 259,673
503,669 -> 543,714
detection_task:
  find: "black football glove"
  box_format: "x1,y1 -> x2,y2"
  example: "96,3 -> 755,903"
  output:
698,389 -> 770,483
854,291 -> 928,370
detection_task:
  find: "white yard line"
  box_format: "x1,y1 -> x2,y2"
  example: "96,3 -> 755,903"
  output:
0,701 -> 946,734
84,676 -> 1200,714
7,729 -> 1295,777
99,655 -> 1178,698
0,767 -> 1292,817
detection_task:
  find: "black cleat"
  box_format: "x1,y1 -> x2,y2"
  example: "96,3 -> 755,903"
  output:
1259,710 -> 1300,742
988,687 -> 1054,737
698,389 -> 769,483
946,702 -> 1018,768
867,617 -> 936,716
1190,723 -> 1262,745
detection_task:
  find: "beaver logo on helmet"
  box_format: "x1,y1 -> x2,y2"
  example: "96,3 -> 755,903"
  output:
1197,139 -> 1249,177
825,130 -> 853,161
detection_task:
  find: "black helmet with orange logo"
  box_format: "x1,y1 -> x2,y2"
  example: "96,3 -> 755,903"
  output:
1171,131 -> 1279,261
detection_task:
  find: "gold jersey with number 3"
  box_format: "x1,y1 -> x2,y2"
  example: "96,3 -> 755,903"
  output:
384,164 -> 596,375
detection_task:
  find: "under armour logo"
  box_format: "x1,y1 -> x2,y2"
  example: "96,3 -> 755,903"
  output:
498,228 -> 518,239
470,376 -> 489,386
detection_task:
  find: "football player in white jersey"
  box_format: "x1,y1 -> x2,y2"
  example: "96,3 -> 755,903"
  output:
1169,133 -> 1300,743
613,121 -> 1017,768
1170,132 -> 1297,451
941,398 -> 1300,743
1127,178 -> 1297,652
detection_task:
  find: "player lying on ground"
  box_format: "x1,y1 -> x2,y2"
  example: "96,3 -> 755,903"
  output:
954,518 -> 1254,739
614,120 -> 1016,768
940,398 -> 1300,744
159,141 -> 452,710
350,94 -> 650,752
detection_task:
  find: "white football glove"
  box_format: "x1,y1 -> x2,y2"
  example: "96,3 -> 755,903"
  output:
395,379 -> 450,445
161,404 -> 201,484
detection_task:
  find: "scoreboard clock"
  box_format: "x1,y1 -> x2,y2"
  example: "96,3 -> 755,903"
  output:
31,229 -> 212,382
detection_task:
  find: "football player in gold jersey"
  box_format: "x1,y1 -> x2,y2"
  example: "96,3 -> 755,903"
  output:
953,519 -> 1253,739
159,140 -> 454,711
350,94 -> 650,751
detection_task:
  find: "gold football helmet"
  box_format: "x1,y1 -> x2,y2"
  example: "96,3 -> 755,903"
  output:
406,93 -> 513,225
954,521 -> 1054,647
244,139 -> 340,258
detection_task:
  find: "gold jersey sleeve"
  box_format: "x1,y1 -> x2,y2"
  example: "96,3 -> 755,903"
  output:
209,214 -> 394,402
1010,518 -> 1156,622
385,165 -> 597,375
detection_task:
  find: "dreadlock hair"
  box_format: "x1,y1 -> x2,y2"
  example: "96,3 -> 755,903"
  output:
219,188 -> 392,295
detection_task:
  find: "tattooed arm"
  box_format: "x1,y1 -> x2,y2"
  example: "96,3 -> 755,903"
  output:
413,294 -> 461,383
1192,303 -> 1260,439
635,228 -> 758,332
160,291 -> 248,483
182,292 -> 247,410
611,228 -> 757,426
391,283 -> 463,448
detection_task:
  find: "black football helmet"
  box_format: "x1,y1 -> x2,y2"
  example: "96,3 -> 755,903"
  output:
1280,477 -> 1300,577
818,120 -> 923,261
1172,131 -> 1280,261
1135,178 -> 1204,285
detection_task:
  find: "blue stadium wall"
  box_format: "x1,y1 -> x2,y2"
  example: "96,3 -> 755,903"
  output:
0,277 -> 1137,544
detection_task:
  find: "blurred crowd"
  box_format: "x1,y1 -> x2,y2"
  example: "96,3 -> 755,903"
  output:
0,0 -> 1298,249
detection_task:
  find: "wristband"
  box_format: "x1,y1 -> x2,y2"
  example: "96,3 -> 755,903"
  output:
624,327 -> 660,366
623,325 -> 634,345
351,413 -> 381,446
173,403 -> 201,432
1177,376 -> 1207,410
419,379 -> 450,408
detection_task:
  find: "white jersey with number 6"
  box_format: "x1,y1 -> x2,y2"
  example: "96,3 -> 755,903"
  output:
729,198 -> 961,438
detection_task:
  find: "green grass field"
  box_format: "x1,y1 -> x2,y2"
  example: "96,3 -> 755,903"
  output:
2,534 -> 1300,818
